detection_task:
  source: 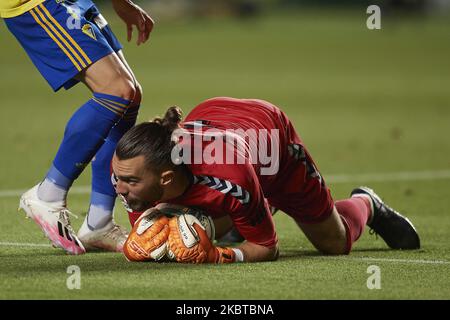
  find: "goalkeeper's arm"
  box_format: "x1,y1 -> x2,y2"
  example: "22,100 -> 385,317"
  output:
236,241 -> 279,263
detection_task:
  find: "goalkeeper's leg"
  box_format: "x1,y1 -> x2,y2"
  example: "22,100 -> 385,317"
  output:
297,190 -> 420,254
296,203 -> 370,255
268,129 -> 371,254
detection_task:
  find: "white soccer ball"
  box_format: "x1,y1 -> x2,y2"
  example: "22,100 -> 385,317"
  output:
154,203 -> 215,241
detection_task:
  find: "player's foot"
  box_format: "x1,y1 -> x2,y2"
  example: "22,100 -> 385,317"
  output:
77,218 -> 128,252
351,186 -> 420,250
19,184 -> 86,255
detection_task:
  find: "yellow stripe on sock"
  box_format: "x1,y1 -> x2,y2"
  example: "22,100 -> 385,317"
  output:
93,98 -> 124,116
34,6 -> 87,69
97,98 -> 129,113
93,98 -> 126,114
101,98 -> 130,109
30,9 -> 82,72
39,3 -> 92,65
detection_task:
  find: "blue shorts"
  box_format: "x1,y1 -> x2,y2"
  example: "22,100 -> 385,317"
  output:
4,0 -> 123,91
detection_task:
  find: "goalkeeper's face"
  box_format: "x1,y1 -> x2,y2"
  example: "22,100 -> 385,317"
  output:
112,155 -> 164,211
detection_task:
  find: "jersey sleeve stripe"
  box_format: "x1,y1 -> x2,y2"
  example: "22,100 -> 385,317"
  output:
193,175 -> 251,205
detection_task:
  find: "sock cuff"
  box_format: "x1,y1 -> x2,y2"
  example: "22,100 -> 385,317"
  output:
93,92 -> 132,106
47,165 -> 73,189
351,194 -> 374,224
92,93 -> 132,118
90,191 -> 116,210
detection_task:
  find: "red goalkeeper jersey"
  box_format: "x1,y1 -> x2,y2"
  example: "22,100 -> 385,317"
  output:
122,97 -> 334,248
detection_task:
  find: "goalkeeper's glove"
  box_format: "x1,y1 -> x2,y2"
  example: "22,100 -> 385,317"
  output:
123,208 -> 170,261
167,215 -> 236,264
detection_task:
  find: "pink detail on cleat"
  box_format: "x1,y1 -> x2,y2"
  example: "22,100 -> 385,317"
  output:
19,184 -> 86,255
31,215 -> 85,255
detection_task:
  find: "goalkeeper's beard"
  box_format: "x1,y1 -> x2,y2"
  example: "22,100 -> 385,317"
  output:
127,198 -> 152,212
126,184 -> 164,212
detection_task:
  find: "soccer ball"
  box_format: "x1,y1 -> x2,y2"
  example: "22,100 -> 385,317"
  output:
123,204 -> 215,262
155,203 -> 215,241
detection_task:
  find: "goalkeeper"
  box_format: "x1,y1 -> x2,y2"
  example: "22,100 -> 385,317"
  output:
112,97 -> 421,263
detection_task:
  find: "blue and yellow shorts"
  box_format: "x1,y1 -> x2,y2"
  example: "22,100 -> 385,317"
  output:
4,0 -> 123,91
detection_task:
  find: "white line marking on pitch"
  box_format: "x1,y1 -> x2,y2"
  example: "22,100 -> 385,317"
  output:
0,241 -> 52,248
356,257 -> 450,265
1,170 -> 449,198
327,170 -> 450,184
316,256 -> 450,265
0,186 -> 90,198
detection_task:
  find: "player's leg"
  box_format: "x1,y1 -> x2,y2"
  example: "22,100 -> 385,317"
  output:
296,207 -> 348,254
298,187 -> 421,253
61,52 -> 135,252
22,55 -> 134,254
270,111 -> 419,254
296,202 -> 371,255
269,145 -> 372,254
350,187 -> 420,249
42,51 -> 136,196
77,50 -> 143,252
7,0 -> 135,254
35,31 -> 137,207
72,6 -> 143,251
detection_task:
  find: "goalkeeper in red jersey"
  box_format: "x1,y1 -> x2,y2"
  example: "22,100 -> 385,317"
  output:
112,97 -> 420,263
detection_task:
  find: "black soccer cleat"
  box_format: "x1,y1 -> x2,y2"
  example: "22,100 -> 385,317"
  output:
351,186 -> 421,250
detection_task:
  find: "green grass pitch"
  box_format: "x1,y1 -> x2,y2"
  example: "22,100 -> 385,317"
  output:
1,8 -> 449,299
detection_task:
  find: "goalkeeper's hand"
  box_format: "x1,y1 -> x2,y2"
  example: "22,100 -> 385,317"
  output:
167,215 -> 236,264
123,208 -> 170,262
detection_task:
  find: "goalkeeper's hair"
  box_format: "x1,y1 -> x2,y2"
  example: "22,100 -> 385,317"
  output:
116,106 -> 183,172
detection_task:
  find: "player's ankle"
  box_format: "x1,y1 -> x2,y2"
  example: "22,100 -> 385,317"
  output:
37,179 -> 68,203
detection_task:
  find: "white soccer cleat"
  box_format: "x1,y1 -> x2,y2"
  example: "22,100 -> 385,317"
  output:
19,184 -> 86,255
77,218 -> 128,253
